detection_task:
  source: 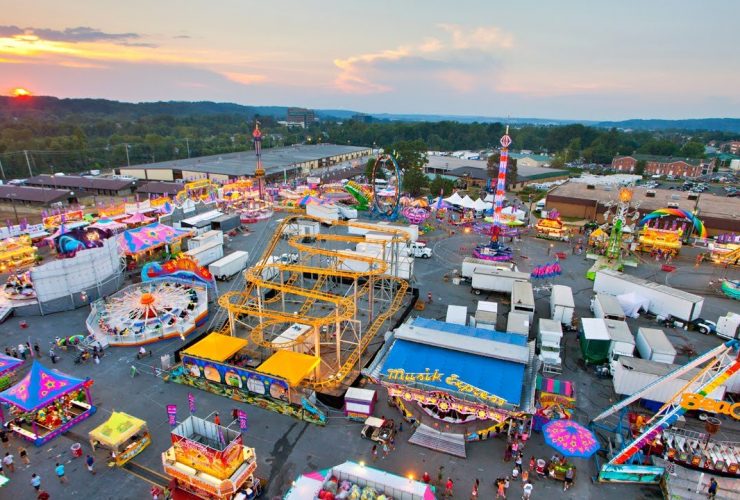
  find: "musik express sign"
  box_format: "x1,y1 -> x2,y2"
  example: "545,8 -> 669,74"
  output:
385,368 -> 507,406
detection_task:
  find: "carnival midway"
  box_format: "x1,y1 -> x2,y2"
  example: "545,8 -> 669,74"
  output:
0,124 -> 738,500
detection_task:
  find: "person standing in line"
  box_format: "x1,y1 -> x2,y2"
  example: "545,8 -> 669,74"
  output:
3,452 -> 15,473
55,462 -> 67,484
86,454 -> 96,475
18,446 -> 29,465
522,480 -> 533,500
30,472 -> 41,491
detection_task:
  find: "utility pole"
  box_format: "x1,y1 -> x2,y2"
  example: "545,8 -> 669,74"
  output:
0,157 -> 5,179
24,150 -> 33,177
185,138 -> 191,158
124,144 -> 131,167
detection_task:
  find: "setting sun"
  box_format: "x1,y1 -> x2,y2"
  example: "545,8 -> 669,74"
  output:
11,87 -> 32,97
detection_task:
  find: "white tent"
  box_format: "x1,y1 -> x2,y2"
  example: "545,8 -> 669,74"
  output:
484,193 -> 495,202
460,195 -> 476,209
502,206 -> 527,220
617,292 -> 650,319
444,191 -> 463,205
473,198 -> 488,211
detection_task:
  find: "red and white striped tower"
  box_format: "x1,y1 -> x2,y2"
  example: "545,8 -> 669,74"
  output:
492,126 -> 512,227
252,122 -> 265,200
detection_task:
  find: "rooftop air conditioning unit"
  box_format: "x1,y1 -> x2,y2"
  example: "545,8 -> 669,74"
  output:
688,193 -> 698,200
668,202 -> 679,208
646,190 -> 656,197
586,185 -> 596,190
671,194 -> 680,200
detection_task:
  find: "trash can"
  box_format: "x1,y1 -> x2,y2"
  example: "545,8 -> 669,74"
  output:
71,443 -> 83,458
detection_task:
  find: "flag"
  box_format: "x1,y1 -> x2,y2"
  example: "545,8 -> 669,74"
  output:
187,393 -> 196,413
167,405 -> 177,427
238,410 -> 248,431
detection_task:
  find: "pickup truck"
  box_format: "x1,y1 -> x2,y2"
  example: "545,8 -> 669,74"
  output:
402,242 -> 432,259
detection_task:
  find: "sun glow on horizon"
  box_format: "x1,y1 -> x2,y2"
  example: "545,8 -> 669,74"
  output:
11,87 -> 32,97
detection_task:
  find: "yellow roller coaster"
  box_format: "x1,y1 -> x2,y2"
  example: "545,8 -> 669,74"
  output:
219,215 -> 412,391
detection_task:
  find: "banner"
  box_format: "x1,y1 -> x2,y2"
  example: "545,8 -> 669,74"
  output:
238,410 -> 248,431
167,404 -> 178,427
188,393 -> 196,413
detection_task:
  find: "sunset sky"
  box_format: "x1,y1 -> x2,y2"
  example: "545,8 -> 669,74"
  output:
1,0 -> 738,120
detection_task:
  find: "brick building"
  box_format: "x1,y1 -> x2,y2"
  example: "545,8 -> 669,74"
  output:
611,154 -> 714,178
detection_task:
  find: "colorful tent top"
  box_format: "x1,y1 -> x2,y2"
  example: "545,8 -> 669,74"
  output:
118,223 -> 192,256
543,419 -> 599,458
531,261 -> 562,279
121,212 -> 155,226
536,376 -> 575,398
89,411 -> 146,448
0,361 -> 86,412
89,218 -> 127,232
257,350 -> 320,387
638,208 -> 707,239
0,353 -> 23,376
298,195 -> 323,207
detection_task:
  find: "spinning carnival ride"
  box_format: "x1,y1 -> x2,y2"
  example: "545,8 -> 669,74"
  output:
87,280 -> 208,346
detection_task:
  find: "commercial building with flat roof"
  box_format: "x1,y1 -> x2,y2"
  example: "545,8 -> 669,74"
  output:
425,155 -> 568,189
136,181 -> 181,197
24,174 -> 136,196
117,144 -> 371,183
545,181 -> 740,235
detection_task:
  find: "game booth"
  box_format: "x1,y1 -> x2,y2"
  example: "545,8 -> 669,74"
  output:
118,222 -> 193,266
635,226 -> 683,257
344,387 -> 377,421
162,415 -> 260,500
168,333 -> 326,425
0,361 -> 95,446
0,353 -> 23,391
536,211 -> 569,241
284,461 -> 436,500
532,376 -> 576,432
0,234 -> 38,273
89,411 -> 151,466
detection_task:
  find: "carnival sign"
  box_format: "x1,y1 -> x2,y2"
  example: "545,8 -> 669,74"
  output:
187,392 -> 196,413
238,409 -> 248,431
167,404 -> 178,427
385,368 -> 506,406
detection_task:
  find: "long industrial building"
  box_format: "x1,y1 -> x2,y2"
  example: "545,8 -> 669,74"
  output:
116,144 -> 371,182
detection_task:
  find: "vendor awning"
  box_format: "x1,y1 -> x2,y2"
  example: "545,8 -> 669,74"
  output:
0,361 -> 86,412
89,411 -> 146,448
257,350 -> 320,387
183,333 -> 247,362
0,353 -> 23,376
536,376 -> 575,398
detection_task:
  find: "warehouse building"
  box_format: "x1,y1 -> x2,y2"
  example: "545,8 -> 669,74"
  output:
0,185 -> 74,207
116,144 -> 371,183
136,181 -> 182,197
545,182 -> 740,236
24,174 -> 137,197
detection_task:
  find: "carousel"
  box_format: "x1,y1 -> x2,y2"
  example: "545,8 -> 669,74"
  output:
86,280 -> 208,346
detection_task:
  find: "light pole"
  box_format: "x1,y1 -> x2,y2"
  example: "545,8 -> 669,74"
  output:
8,193 -> 19,225
124,144 -> 131,167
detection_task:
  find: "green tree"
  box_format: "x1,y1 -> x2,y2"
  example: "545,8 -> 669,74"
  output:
634,159 -> 647,175
429,175 -> 455,197
364,157 -> 385,179
486,152 -> 518,188
679,141 -> 705,158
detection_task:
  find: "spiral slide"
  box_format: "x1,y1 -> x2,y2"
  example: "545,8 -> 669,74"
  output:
344,181 -> 370,210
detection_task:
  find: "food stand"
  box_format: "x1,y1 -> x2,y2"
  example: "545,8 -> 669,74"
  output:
0,353 -> 23,391
344,387 -> 377,421
533,376 -> 575,432
636,226 -> 683,256
536,212 -> 569,241
89,412 -> 150,466
0,361 -> 95,446
162,415 -> 260,500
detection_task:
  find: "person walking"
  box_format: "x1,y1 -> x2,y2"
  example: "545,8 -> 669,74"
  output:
563,467 -> 574,491
213,413 -> 221,426
522,480 -> 533,500
504,477 -> 510,497
37,490 -> 50,500
55,462 -> 67,484
85,454 -> 96,475
515,453 -> 523,473
471,478 -> 479,499
371,444 -> 378,461
496,479 -> 505,499
422,471 -> 430,484
0,429 -> 9,450
18,446 -> 29,465
521,469 -> 529,484
427,292 -> 433,304
3,452 -> 15,473
17,343 -> 27,360
30,472 -> 41,491
33,342 -> 41,358
382,442 -> 390,459
444,478 -> 454,497
707,477 -> 718,499
437,465 -> 444,486
529,456 -> 535,472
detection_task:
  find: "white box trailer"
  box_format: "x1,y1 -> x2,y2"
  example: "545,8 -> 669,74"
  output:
208,250 -> 249,281
538,318 -> 563,347
636,327 -> 677,364
470,268 -> 530,295
184,240 -> 223,267
461,257 -> 517,279
605,319 -> 635,360
594,269 -> 704,321
550,285 -> 575,326
306,203 -> 339,223
611,356 -> 726,404
474,301 -> 498,330
335,203 -> 358,220
511,281 -> 535,322
446,305 -> 467,325
507,311 -> 531,337
187,230 -> 223,250
347,221 -> 418,242
591,293 -> 627,321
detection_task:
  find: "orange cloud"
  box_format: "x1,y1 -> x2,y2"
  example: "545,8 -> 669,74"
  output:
222,72 -> 267,85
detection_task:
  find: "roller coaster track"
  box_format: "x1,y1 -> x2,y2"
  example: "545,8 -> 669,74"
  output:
218,215 -> 411,388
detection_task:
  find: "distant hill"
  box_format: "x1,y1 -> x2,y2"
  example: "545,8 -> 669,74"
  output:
1,96 -> 738,132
